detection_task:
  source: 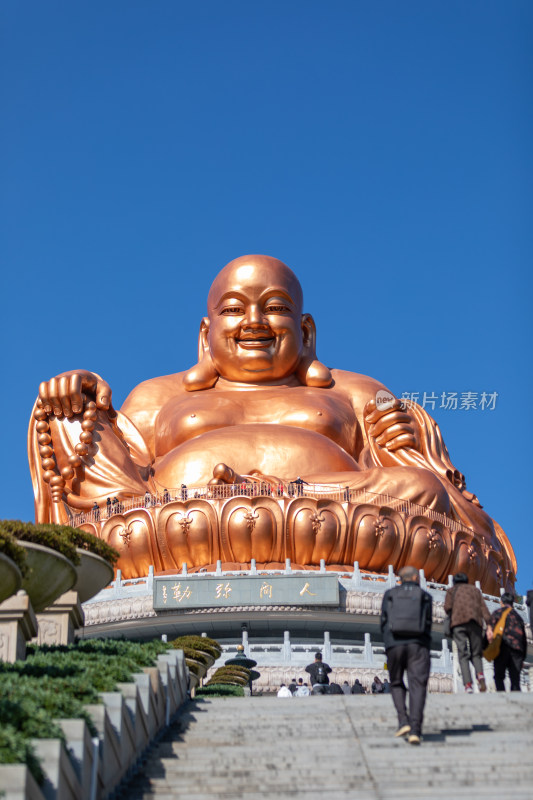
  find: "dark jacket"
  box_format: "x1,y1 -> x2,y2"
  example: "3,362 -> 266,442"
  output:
305,661 -> 332,685
381,582 -> 433,651
488,606 -> 527,656
444,583 -> 491,629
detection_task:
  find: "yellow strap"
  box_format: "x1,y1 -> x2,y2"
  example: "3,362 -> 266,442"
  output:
493,606 -> 512,637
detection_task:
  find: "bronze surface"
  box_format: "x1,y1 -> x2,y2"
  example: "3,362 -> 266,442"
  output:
28,255 -> 516,591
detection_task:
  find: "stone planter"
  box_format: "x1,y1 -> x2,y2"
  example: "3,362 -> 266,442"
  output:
115,681 -> 150,760
0,552 -> 22,603
18,541 -> 76,613
29,739 -> 81,800
82,701 -> 121,800
55,719 -> 96,800
0,764 -> 46,800
0,647 -> 190,800
72,549 -> 114,604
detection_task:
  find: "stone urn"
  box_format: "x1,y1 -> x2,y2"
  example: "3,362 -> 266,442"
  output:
72,548 -> 114,603
17,540 -> 77,613
0,553 -> 22,604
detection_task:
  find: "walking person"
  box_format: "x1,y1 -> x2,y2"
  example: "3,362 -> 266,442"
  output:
381,565 -> 433,745
305,652 -> 332,695
444,572 -> 491,693
486,592 -> 527,692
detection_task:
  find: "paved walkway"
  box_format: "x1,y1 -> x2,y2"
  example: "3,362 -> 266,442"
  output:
122,693 -> 533,800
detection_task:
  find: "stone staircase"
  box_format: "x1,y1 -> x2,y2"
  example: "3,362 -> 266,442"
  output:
121,693 -> 533,800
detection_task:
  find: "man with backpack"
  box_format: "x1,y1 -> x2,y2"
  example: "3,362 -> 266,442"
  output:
305,652 -> 332,694
381,565 -> 433,745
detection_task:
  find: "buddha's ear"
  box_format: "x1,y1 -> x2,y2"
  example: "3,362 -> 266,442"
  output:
183,317 -> 219,392
296,313 -> 333,388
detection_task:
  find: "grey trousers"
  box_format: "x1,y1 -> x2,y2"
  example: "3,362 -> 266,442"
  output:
452,620 -> 484,685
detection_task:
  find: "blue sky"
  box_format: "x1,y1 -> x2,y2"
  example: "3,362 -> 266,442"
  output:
2,1 -> 532,592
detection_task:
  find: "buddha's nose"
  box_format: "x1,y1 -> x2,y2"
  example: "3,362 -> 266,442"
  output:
244,304 -> 269,328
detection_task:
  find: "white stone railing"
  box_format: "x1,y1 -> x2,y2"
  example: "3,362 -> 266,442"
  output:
66,483 -> 467,533
85,560 -> 520,611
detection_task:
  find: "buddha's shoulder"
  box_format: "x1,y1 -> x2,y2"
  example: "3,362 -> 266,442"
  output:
330,368 -> 390,398
121,372 -> 188,414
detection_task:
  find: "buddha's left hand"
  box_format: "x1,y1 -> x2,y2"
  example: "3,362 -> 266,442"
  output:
364,398 -> 421,452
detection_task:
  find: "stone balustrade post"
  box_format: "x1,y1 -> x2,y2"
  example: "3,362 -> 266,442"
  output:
323,631 -> 332,662
181,562 -> 188,575
387,565 -> 396,588
215,560 -> 222,576
441,638 -> 451,668
419,568 -> 427,590
0,590 -> 37,663
352,561 -> 361,588
250,558 -> 257,574
242,628 -> 249,655
283,631 -> 291,663
147,565 -> 154,594
284,559 -> 292,574
319,559 -> 326,574
363,632 -> 373,664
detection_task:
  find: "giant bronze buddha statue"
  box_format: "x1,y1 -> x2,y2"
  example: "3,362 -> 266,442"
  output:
28,255 -> 516,593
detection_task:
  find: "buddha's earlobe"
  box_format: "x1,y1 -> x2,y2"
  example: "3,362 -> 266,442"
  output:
296,313 -> 333,388
183,318 -> 219,392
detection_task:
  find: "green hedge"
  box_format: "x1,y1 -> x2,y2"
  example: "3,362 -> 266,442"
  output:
0,637 -> 172,784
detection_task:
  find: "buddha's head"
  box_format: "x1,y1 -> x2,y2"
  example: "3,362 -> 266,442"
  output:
183,255 -> 332,390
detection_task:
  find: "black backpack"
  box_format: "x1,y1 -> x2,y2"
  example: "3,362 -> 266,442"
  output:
315,663 -> 328,684
387,584 -> 427,636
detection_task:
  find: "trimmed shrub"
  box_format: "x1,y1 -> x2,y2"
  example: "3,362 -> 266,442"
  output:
170,635 -> 221,659
181,647 -> 211,666
207,666 -> 251,687
0,521 -> 120,568
196,684 -> 244,698
57,526 -> 119,566
0,521 -> 80,565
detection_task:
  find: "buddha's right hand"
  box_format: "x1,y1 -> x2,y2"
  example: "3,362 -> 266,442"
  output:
38,370 -> 112,418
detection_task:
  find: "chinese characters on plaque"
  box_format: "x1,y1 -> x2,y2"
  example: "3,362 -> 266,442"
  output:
153,574 -> 339,610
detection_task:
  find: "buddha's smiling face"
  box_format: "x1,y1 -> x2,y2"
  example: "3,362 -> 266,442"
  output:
207,255 -> 305,383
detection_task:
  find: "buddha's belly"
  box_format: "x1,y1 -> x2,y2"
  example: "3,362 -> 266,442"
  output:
153,424 -> 360,488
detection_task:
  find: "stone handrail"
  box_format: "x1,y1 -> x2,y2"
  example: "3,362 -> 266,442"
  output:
66,482 -> 468,532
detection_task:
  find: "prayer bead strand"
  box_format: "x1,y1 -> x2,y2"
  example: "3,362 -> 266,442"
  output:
34,398 -> 97,503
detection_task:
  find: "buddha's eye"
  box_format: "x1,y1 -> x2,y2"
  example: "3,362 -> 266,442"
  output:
265,304 -> 289,314
221,306 -> 244,315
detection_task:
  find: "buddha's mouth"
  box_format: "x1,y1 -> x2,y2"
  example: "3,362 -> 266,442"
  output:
237,336 -> 275,350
